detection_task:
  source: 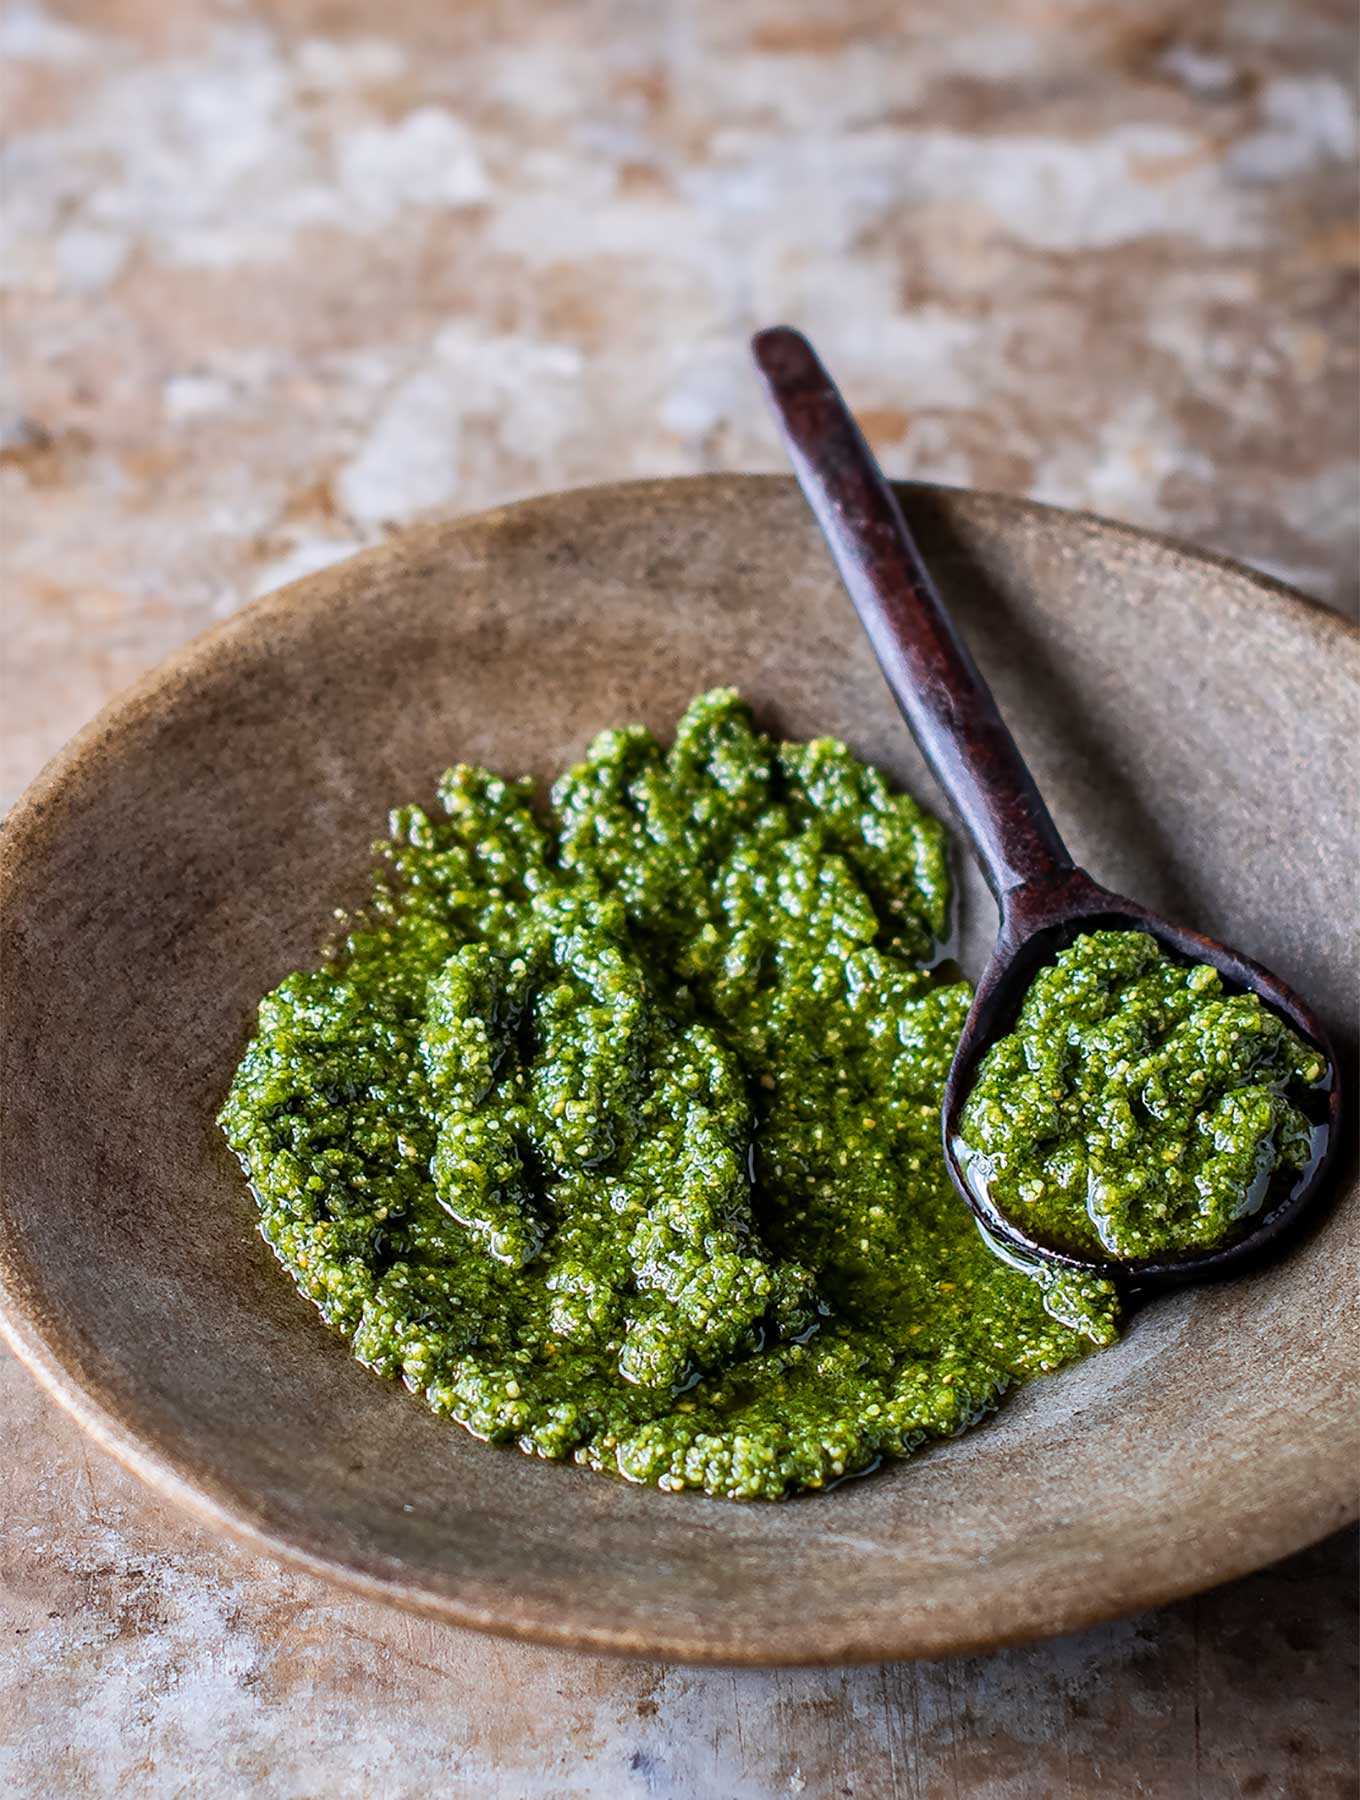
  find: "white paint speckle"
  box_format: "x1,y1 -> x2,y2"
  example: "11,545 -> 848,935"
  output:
1230,76 -> 1358,182
294,35 -> 408,90
337,109 -> 490,219
1158,44 -> 1239,98
55,225 -> 130,293
337,332 -> 583,528
163,373 -> 237,423
0,0 -> 94,63
918,124 -> 1261,252
0,33 -> 491,275
660,351 -> 743,439
336,370 -> 464,527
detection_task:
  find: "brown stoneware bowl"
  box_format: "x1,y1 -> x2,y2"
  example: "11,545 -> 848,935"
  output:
2,476 -> 1355,1664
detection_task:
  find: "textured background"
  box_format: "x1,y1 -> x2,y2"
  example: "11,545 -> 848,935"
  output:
2,0 -> 1357,1794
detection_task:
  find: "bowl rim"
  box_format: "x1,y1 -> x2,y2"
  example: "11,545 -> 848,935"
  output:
2,473 -> 1356,1666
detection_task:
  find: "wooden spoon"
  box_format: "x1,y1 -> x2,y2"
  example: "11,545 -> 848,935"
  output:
753,324 -> 1340,1288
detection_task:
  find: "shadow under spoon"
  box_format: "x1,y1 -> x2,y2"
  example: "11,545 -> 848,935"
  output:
752,323 -> 1341,1291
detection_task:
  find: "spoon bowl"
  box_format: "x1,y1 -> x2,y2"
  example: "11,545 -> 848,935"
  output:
754,325 -> 1342,1288
941,867 -> 1339,1285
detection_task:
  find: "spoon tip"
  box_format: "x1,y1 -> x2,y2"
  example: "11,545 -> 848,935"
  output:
750,323 -> 814,377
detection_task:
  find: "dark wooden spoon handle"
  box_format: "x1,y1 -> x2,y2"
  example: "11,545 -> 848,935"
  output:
753,325 -> 1074,903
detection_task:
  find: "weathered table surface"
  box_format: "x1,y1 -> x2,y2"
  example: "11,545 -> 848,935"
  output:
3,1 -> 1356,1794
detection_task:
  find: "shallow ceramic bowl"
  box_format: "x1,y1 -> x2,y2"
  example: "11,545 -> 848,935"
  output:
2,477 -> 1355,1665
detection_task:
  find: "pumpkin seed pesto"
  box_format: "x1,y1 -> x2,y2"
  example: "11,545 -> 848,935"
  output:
220,691 -> 1118,1501
956,930 -> 1327,1262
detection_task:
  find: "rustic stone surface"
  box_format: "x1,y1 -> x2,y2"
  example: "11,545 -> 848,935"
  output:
2,0 -> 1357,1793
4,0 -> 1358,812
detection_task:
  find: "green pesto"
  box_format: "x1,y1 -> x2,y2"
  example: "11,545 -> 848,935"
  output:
956,930 -> 1326,1262
220,691 -> 1118,1501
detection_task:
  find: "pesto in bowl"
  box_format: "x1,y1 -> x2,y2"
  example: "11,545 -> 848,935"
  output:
220,691 -> 1118,1500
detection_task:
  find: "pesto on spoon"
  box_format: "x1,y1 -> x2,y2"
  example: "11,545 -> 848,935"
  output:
753,325 -> 1338,1285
